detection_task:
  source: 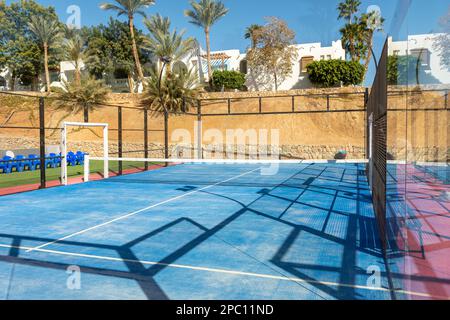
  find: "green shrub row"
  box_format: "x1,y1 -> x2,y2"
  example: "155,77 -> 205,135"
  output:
211,70 -> 246,91
307,59 -> 365,87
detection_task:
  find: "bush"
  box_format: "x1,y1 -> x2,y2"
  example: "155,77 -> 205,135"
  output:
307,59 -> 365,87
211,70 -> 246,91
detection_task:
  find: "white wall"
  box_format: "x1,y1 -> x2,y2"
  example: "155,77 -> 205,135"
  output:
59,60 -> 86,83
181,49 -> 243,82
388,34 -> 450,85
0,68 -> 11,90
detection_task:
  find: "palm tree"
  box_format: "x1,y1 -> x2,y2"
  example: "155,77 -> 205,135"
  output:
244,24 -> 263,49
337,0 -> 361,61
63,34 -> 86,85
184,0 -> 229,81
361,11 -> 385,73
55,76 -> 111,123
337,0 -> 361,23
144,16 -> 195,74
340,20 -> 366,61
28,15 -> 62,93
142,66 -> 203,113
100,0 -> 155,82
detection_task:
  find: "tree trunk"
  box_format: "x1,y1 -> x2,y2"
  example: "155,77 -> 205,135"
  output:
205,28 -> 212,82
74,62 -> 81,86
129,15 -> 144,82
274,72 -> 278,91
127,73 -> 134,93
364,33 -> 374,77
44,42 -> 51,93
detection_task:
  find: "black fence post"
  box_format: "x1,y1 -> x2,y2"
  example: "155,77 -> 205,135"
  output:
83,105 -> 89,123
39,97 -> 46,189
365,87 -> 370,107
365,87 -> 370,159
118,106 -> 123,175
445,90 -> 448,110
227,98 -> 231,115
326,95 -> 330,112
144,108 -> 149,170
291,96 -> 295,112
259,97 -> 262,114
164,109 -> 169,161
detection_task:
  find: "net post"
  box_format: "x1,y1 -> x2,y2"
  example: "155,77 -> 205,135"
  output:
39,97 -> 46,189
118,106 -> 123,175
61,123 -> 68,186
103,125 -> 109,179
84,154 -> 90,182
144,108 -> 149,170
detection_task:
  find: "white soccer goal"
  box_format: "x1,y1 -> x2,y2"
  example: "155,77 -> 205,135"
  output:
61,122 -> 109,186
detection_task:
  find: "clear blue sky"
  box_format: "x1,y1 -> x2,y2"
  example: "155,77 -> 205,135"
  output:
6,0 -> 449,83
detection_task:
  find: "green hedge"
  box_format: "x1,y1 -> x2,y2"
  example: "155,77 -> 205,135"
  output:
211,70 -> 246,91
307,60 -> 365,87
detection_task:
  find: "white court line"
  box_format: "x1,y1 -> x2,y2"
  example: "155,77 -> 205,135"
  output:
1,243 -> 448,300
26,167 -> 262,253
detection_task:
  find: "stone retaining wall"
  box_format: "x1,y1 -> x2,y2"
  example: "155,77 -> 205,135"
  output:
1,135 -> 446,161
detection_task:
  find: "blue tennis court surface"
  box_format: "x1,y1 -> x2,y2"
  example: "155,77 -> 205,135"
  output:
0,162 -> 394,300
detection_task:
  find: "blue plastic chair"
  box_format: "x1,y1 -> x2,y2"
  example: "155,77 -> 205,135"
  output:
28,154 -> 39,171
42,154 -> 53,169
67,152 -> 77,167
0,156 -> 12,174
76,151 -> 85,165
12,155 -> 30,172
50,153 -> 62,167
9,156 -> 21,173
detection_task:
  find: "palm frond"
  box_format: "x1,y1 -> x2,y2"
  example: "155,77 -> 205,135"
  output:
141,66 -> 203,113
100,0 -> 155,17
55,76 -> 111,113
184,0 -> 229,28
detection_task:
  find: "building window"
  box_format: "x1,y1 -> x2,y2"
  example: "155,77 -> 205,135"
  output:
393,50 -> 400,56
300,56 -> 314,73
320,55 -> 325,60
0,76 -> 6,87
410,48 -> 430,68
327,55 -> 332,60
240,60 -> 248,74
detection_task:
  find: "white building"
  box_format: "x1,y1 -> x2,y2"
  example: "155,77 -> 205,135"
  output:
179,40 -> 346,91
